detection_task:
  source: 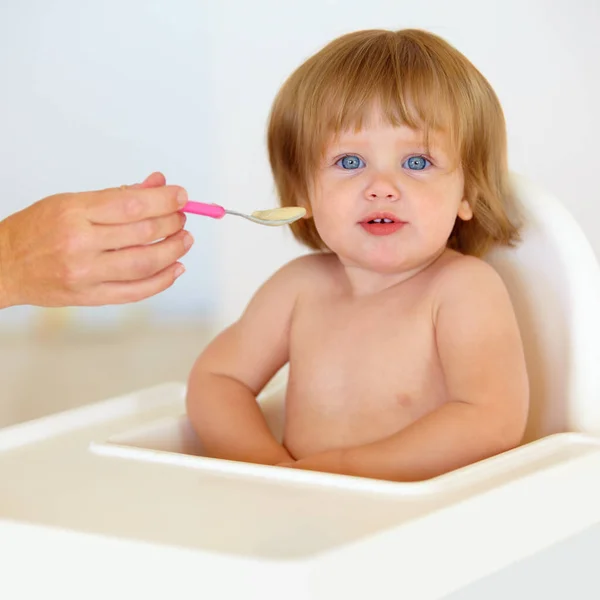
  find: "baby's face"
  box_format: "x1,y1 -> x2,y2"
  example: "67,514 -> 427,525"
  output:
309,108 -> 472,276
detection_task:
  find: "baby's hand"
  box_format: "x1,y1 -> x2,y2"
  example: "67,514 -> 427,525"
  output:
276,449 -> 347,475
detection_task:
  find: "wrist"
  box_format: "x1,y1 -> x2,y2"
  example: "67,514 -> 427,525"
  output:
244,443 -> 293,466
271,445 -> 293,465
338,445 -> 374,478
337,447 -> 354,476
342,443 -> 398,481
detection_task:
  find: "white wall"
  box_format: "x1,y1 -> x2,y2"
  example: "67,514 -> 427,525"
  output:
1,1 -> 598,329
0,0 -> 219,327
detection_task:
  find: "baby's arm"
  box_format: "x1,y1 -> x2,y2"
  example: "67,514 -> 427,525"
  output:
186,258 -> 307,466
288,258 -> 529,481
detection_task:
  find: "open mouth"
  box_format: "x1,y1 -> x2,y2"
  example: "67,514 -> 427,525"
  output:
360,213 -> 406,236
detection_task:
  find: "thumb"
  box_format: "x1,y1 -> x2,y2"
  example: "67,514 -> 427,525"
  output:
120,172 -> 167,191
138,171 -> 167,189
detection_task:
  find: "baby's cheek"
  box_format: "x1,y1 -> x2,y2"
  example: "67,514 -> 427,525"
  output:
318,223 -> 350,258
311,212 -> 336,244
422,200 -> 458,230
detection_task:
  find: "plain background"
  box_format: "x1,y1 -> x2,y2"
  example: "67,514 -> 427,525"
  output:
0,0 -> 598,330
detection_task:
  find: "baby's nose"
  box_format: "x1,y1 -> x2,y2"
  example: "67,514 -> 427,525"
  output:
368,191 -> 399,201
366,183 -> 400,202
365,173 -> 400,201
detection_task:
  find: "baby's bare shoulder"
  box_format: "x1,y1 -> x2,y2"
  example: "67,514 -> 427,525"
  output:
434,252 -> 506,295
429,253 -> 513,325
243,252 -> 337,318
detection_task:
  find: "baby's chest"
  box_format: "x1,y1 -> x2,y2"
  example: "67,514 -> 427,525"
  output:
290,297 -> 438,390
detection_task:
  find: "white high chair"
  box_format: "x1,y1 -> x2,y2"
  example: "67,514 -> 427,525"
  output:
485,173 -> 600,441
2,174 -> 600,600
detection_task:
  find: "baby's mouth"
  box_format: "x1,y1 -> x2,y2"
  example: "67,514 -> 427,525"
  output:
367,217 -> 395,224
359,212 -> 406,224
359,213 -> 407,236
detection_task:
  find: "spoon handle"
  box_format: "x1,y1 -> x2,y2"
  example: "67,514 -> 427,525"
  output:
181,201 -> 226,219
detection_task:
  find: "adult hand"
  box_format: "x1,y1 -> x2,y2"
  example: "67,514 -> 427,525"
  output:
0,172 -> 193,308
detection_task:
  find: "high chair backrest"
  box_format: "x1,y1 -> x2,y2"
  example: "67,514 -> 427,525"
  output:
484,174 -> 600,442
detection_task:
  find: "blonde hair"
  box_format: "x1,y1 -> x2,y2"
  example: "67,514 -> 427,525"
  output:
267,29 -> 520,257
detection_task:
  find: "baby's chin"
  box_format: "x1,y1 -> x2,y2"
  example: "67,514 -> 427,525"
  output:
326,237 -> 436,276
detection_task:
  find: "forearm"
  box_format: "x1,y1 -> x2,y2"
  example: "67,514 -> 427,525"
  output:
0,274 -> 8,310
342,401 -> 524,481
186,371 -> 292,465
0,218 -> 10,308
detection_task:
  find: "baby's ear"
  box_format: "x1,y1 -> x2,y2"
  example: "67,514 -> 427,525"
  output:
457,196 -> 473,221
297,197 -> 313,218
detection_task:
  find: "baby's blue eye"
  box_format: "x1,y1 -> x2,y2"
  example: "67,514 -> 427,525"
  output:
337,155 -> 365,170
403,156 -> 430,171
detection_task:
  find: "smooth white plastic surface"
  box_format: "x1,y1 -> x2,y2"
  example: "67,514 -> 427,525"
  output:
485,174 -> 600,440
2,382 -> 600,600
2,174 -> 600,599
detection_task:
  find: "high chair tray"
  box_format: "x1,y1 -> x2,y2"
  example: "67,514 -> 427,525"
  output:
1,381 -> 600,599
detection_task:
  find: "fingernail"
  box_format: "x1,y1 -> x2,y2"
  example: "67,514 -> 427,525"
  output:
177,189 -> 188,207
174,264 -> 185,279
183,232 -> 194,250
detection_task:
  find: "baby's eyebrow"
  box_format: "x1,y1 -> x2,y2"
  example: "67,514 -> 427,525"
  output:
328,144 -> 435,155
324,145 -> 357,156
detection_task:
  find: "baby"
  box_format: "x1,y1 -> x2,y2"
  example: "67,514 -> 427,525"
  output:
186,29 -> 529,482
